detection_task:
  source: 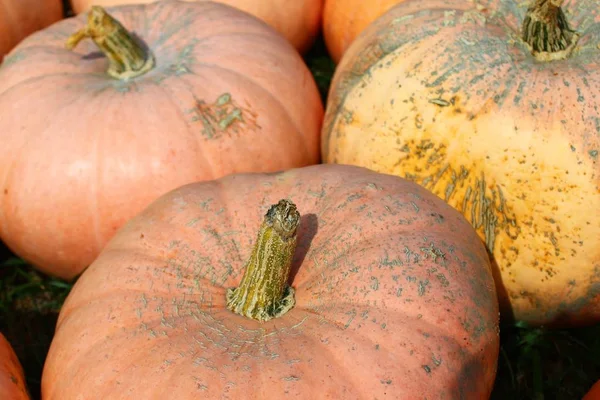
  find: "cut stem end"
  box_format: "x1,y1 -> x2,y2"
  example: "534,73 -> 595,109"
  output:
66,6 -> 155,80
521,0 -> 579,62
226,199 -> 300,322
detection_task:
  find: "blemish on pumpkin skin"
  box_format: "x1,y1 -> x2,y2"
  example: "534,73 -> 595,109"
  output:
370,276 -> 380,290
188,92 -> 259,139
417,280 -> 430,296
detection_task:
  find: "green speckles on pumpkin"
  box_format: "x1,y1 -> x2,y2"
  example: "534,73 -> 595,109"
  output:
418,280 -> 430,296
366,182 -> 382,191
370,277 -> 380,290
340,108 -> 354,124
167,40 -> 198,76
113,83 -> 131,93
218,108 -> 242,130
420,243 -> 446,263
185,217 -> 201,227
344,309 -> 357,329
589,149 -> 598,159
216,93 -> 231,105
0,51 -> 26,67
381,252 -> 404,268
436,273 -> 450,287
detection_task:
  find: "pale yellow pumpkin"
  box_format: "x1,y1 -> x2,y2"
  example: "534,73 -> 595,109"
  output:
322,0 -> 600,327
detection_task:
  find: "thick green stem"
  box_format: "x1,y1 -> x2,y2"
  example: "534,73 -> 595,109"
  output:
521,0 -> 580,62
226,199 -> 300,322
66,6 -> 155,80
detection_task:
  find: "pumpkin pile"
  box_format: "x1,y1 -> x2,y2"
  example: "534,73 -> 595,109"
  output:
0,0 -> 597,398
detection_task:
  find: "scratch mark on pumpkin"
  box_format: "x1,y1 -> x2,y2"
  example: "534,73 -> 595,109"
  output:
428,98 -> 451,107
410,201 -> 419,212
344,309 -> 357,329
370,277 -> 380,290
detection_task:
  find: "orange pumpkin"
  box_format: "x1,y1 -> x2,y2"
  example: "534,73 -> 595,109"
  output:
0,3 -> 323,281
0,0 -> 63,60
70,0 -> 323,54
0,334 -> 29,400
323,0 -> 403,63
42,164 -> 500,399
584,380 -> 600,400
321,0 -> 600,327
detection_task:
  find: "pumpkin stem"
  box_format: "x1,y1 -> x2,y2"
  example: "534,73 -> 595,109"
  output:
65,6 -> 155,80
226,199 -> 300,322
521,0 -> 580,62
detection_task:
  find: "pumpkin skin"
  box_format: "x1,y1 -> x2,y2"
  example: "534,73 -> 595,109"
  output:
323,0 -> 403,63
70,0 -> 323,54
42,164 -> 500,399
584,380 -> 600,400
0,334 -> 29,400
0,1 -> 323,281
321,0 -> 600,327
0,0 -> 63,60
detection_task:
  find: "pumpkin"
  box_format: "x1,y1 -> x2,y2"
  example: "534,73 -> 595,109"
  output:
584,380 -> 600,400
0,3 -> 323,281
0,0 -> 63,60
323,0 -> 403,63
42,164 -> 500,399
0,334 -> 29,400
321,0 -> 600,327
70,0 -> 323,54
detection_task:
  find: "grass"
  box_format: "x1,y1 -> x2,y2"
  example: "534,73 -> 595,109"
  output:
0,4 -> 598,399
0,244 -> 72,400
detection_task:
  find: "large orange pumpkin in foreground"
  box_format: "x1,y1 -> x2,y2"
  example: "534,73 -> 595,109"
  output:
0,0 -> 63,60
71,0 -> 323,54
42,164 -> 500,399
322,0 -> 600,327
0,334 -> 29,400
323,0 -> 403,63
0,2 -> 323,281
